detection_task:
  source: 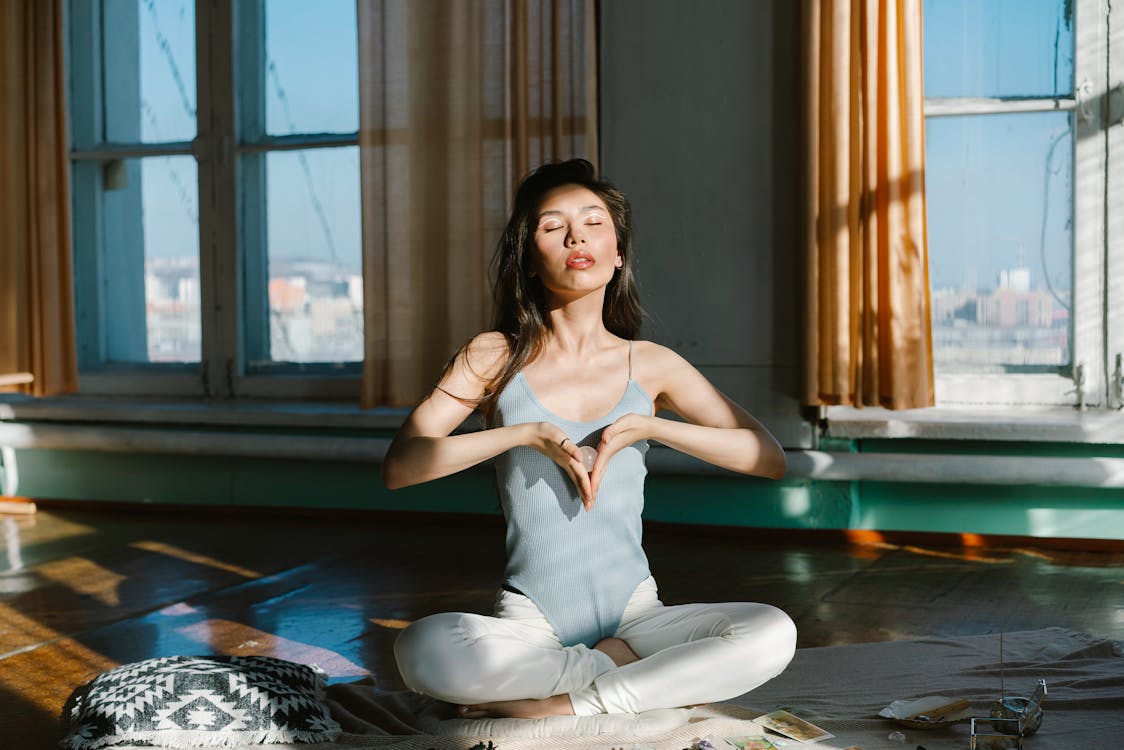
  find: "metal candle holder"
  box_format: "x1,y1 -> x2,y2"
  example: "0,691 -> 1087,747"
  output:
969,633 -> 1048,749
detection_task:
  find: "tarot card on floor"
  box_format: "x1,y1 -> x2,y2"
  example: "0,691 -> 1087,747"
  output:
723,736 -> 781,750
756,709 -> 834,743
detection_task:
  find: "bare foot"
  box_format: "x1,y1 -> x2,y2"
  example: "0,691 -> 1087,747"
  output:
457,694 -> 575,719
594,636 -> 639,667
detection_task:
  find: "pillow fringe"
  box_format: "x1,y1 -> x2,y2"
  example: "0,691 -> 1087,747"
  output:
62,727 -> 342,749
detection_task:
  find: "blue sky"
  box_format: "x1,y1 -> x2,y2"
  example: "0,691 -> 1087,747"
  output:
138,0 -> 360,267
923,0 -> 1074,295
135,0 -> 1075,295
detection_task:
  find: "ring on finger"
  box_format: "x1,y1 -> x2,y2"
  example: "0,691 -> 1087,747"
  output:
559,437 -> 570,449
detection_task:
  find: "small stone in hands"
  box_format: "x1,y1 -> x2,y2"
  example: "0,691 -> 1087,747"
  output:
579,445 -> 598,473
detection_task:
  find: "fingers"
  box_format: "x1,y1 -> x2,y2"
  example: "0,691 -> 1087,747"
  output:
575,468 -> 595,511
563,460 -> 593,510
555,435 -> 594,509
558,435 -> 580,463
590,432 -> 620,499
542,424 -> 650,512
590,416 -> 641,498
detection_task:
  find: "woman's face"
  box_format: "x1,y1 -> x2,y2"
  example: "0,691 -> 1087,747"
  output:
529,185 -> 622,299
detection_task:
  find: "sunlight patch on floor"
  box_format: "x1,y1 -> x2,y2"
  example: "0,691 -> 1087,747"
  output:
0,631 -> 118,715
898,544 -> 1013,564
175,618 -> 371,677
3,512 -> 95,560
0,601 -> 71,657
130,541 -> 261,578
35,556 -> 126,607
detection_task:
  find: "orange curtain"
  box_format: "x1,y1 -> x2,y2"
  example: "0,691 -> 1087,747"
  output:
0,0 -> 77,397
801,0 -> 933,409
357,0 -> 597,408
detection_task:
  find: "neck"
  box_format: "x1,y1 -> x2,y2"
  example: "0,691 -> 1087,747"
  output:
543,290 -> 612,354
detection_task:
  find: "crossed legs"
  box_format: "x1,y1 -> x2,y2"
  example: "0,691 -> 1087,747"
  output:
394,578 -> 796,717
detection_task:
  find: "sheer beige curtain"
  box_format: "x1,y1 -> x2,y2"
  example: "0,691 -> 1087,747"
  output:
801,0 -> 934,409
0,0 -> 77,397
358,0 -> 597,408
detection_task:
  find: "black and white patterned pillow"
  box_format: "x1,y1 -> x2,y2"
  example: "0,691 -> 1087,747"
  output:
60,655 -> 342,749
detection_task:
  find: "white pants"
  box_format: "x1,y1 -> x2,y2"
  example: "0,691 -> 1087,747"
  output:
394,577 -> 797,715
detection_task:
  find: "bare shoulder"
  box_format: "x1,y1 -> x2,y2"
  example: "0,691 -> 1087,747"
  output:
447,332 -> 514,393
630,340 -> 696,399
632,340 -> 758,428
631,340 -> 692,372
460,331 -> 510,380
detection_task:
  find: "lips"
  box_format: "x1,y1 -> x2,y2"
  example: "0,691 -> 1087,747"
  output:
565,251 -> 594,269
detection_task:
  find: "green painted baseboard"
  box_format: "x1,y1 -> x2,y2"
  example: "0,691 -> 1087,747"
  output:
5,436 -> 1124,540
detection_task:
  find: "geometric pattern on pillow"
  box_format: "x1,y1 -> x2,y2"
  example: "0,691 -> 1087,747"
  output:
59,655 -> 342,749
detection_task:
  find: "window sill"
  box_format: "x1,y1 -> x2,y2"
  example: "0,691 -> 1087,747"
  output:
0,393 -> 412,431
824,405 -> 1124,444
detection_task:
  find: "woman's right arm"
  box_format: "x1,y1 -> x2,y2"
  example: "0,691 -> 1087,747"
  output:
382,414 -> 534,489
381,333 -> 594,505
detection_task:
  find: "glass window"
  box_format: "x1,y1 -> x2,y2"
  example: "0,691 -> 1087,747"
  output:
920,0 -> 1123,410
70,0 -> 362,397
264,0 -> 359,135
261,147 -> 362,365
924,0 -> 1074,99
81,155 -> 201,366
239,0 -> 362,375
924,0 -> 1077,383
72,0 -> 201,377
104,0 -> 198,144
926,111 -> 1073,372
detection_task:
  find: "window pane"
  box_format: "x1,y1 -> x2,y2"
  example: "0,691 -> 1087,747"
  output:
92,156 -> 201,364
923,0 -> 1074,98
255,147 -> 362,365
264,0 -> 358,135
926,112 -> 1073,372
104,0 -> 197,143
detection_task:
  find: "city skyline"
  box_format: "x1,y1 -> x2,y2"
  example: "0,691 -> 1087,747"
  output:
118,0 -> 1077,368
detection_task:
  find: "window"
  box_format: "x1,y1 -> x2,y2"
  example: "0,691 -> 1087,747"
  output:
69,0 -> 361,398
923,0 -> 1121,408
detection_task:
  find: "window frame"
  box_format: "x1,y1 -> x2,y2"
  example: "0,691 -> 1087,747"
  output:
1108,0 -> 1124,411
67,0 -> 363,400
229,0 -> 362,399
921,0 -> 1110,409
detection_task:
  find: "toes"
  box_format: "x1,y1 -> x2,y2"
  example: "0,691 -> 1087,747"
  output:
457,705 -> 489,719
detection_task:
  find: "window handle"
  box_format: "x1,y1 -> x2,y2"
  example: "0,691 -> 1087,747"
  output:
189,135 -> 231,165
1064,363 -> 1087,411
191,136 -> 207,163
1112,354 -> 1123,411
1076,79 -> 1095,122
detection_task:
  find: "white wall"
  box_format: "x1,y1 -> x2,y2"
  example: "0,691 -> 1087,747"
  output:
599,0 -> 811,447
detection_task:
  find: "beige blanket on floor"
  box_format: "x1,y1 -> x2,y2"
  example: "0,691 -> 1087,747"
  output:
248,628 -> 1124,750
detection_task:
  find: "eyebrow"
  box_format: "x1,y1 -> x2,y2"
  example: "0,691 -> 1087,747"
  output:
537,206 -> 608,220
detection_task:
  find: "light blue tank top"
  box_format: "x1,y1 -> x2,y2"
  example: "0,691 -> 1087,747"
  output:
493,342 -> 653,648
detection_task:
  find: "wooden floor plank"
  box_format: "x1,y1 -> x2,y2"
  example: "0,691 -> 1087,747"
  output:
2,507 -> 1123,749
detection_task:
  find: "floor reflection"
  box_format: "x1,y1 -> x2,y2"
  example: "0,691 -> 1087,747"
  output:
3,506 -> 1123,748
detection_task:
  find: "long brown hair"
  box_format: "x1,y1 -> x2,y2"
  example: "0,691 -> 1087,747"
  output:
446,159 -> 644,425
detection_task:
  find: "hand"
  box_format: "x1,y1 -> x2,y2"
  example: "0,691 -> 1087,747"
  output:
589,413 -> 655,501
528,422 -> 594,510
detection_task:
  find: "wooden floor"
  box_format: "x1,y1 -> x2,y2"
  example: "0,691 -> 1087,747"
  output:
3,505 -> 1123,748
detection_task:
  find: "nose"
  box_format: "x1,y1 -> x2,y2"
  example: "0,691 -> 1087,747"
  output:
566,226 -> 585,246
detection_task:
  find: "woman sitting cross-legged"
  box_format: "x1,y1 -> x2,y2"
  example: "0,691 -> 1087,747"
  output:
383,159 -> 796,719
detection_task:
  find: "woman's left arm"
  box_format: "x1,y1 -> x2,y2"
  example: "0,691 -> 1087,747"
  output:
589,345 -> 786,500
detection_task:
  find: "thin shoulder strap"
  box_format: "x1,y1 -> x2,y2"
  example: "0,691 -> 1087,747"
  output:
627,340 -> 633,380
